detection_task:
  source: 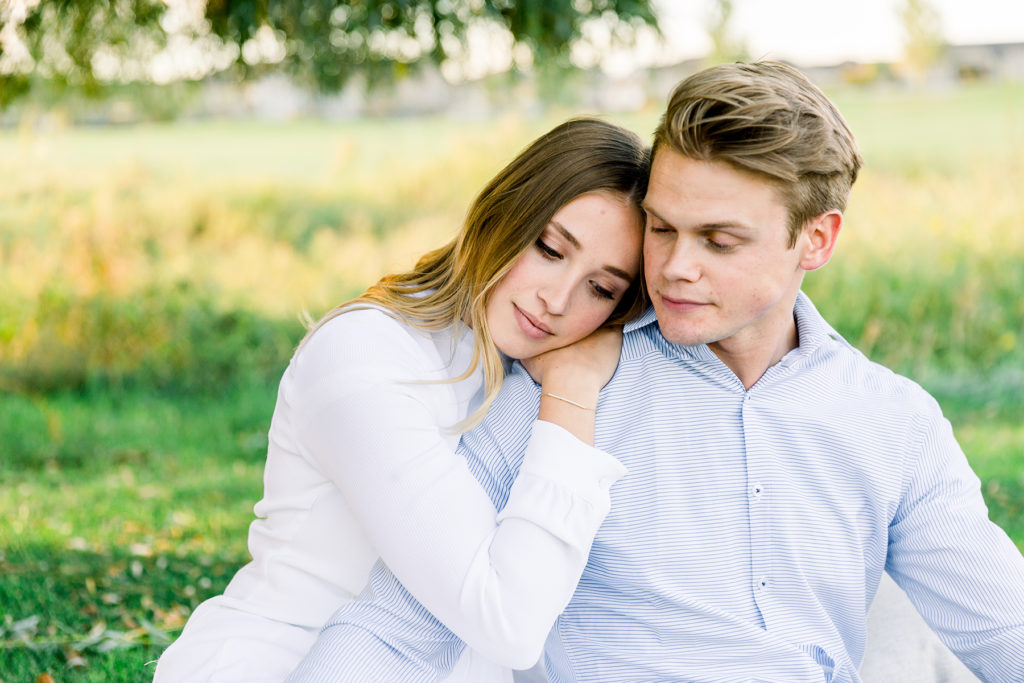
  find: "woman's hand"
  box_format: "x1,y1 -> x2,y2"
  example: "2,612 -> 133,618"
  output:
521,326 -> 624,392
522,326 -> 624,445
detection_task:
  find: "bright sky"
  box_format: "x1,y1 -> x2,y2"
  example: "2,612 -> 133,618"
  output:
650,0 -> 1024,67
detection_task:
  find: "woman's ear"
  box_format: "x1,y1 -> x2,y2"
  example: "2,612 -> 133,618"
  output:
799,210 -> 843,271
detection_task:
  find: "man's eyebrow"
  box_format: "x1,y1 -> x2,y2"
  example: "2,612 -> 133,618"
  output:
641,202 -> 753,234
640,201 -> 670,227
701,221 -> 754,234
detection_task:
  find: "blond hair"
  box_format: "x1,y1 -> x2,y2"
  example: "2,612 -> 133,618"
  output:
654,61 -> 863,246
304,118 -> 650,429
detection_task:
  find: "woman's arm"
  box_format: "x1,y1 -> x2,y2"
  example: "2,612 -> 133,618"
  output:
288,313 -> 624,666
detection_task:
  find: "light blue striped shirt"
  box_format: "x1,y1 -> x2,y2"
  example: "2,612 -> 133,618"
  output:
289,293 -> 1024,682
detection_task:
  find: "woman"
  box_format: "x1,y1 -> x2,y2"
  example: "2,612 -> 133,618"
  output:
153,117 -> 650,682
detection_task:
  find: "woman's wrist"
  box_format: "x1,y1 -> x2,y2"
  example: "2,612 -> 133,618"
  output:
542,392 -> 594,411
537,385 -> 600,445
539,373 -> 602,404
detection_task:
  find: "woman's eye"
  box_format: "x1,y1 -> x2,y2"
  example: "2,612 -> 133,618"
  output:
536,239 -> 563,260
590,282 -> 616,300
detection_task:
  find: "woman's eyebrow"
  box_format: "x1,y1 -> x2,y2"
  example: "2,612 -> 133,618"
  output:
603,264 -> 633,281
551,220 -> 633,282
550,221 -> 581,249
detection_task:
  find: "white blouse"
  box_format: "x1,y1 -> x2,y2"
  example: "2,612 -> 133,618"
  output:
154,308 -> 626,682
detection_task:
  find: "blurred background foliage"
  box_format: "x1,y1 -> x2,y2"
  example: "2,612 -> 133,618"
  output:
1,0 -> 658,107
1,0 -> 1022,680
1,92 -> 1021,398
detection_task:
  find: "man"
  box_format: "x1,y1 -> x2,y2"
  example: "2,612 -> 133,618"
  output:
289,62 -> 1024,681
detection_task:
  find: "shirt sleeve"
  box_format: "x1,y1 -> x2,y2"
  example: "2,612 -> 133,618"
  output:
286,316 -> 626,672
885,394 -> 1024,682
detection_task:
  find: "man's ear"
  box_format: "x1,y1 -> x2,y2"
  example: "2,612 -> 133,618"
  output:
799,210 -> 842,271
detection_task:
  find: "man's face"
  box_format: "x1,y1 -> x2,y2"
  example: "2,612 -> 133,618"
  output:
642,148 -> 811,362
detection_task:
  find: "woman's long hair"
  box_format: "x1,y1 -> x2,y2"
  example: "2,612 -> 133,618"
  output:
303,117 -> 650,429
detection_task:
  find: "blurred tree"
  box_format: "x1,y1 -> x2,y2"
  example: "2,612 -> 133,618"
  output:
0,0 -> 169,108
704,0 -> 746,65
0,0 -> 659,109
898,0 -> 945,80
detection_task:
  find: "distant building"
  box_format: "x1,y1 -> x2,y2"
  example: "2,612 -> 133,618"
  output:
939,42 -> 1024,82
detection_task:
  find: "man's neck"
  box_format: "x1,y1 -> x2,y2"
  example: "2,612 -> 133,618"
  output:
708,309 -> 800,391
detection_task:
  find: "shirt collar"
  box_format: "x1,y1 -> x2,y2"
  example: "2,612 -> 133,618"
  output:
788,291 -> 852,361
624,306 -> 660,334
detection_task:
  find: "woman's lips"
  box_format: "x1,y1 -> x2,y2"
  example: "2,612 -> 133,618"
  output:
513,304 -> 553,340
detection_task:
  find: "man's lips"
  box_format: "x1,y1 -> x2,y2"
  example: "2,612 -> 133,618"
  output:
513,304 -> 553,339
660,294 -> 709,312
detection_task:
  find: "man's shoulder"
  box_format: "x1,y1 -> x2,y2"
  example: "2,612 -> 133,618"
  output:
621,320 -> 670,359
796,294 -> 939,410
816,336 -> 941,417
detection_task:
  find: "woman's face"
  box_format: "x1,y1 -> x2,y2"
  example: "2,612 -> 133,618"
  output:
486,192 -> 643,360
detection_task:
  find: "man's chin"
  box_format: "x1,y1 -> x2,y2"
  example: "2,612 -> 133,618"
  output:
652,314 -> 729,347
651,305 -> 715,347
657,326 -> 711,347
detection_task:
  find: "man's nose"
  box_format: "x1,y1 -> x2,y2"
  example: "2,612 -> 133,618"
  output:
661,241 -> 702,282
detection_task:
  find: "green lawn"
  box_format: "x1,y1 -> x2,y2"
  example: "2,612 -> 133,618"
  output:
1,376 -> 1020,681
2,385 -> 273,682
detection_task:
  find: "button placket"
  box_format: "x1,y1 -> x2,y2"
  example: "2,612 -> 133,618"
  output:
743,391 -> 773,616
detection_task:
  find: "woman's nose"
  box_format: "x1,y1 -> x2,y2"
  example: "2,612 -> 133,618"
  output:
538,279 -> 573,315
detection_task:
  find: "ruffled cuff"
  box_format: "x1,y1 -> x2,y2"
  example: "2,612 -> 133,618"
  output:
496,420 -> 627,549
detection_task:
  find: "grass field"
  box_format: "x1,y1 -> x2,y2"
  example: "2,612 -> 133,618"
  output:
1,81 -> 1023,681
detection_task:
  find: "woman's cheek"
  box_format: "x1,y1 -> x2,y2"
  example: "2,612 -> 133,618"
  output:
581,303 -> 612,336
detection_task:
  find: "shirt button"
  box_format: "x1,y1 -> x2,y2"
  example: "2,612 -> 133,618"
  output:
751,483 -> 764,498
758,577 -> 768,591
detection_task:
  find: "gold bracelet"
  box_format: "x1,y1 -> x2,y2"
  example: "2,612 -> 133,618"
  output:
542,392 -> 594,411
